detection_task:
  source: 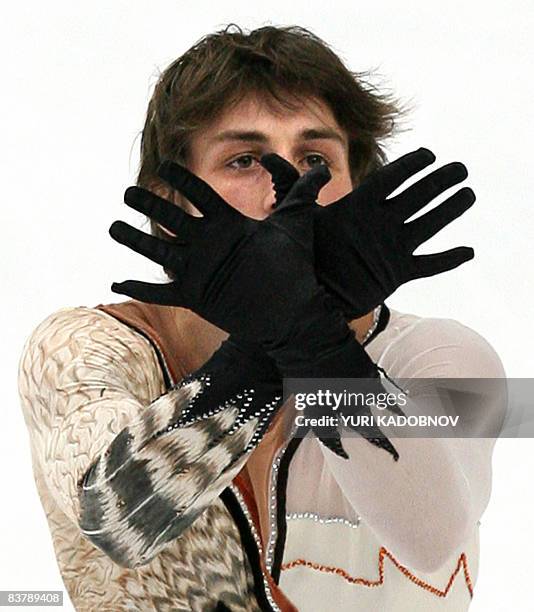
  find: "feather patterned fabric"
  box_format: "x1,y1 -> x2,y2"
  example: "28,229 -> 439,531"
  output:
18,307 -> 281,610
78,375 -> 278,568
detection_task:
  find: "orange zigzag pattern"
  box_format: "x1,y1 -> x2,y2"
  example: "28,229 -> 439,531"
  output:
280,547 -> 474,598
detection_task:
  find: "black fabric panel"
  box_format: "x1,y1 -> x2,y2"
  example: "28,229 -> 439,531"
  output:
271,436 -> 304,585
220,488 -> 275,612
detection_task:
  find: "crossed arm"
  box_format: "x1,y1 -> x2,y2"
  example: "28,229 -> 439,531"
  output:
18,306 -> 290,568
19,149 -> 506,575
18,305 -> 506,573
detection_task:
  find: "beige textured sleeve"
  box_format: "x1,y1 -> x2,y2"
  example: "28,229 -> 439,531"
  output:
17,306 -> 264,567
17,306 -> 168,525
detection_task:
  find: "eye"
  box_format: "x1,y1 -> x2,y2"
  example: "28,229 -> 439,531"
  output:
303,154 -> 328,168
228,154 -> 259,170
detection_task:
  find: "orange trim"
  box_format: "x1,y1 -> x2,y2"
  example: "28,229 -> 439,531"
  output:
281,548 -> 474,599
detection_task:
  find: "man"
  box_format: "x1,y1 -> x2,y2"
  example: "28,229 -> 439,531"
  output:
18,25 -> 505,611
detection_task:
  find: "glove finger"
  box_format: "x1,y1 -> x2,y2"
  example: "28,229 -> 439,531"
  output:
404,186 -> 476,250
124,186 -> 200,240
111,280 -> 185,307
158,160 -> 236,219
316,433 -> 350,459
274,164 -> 331,215
343,416 -> 401,462
412,246 -> 475,278
109,220 -> 187,271
391,162 -> 468,221
361,148 -> 436,201
259,153 -> 300,205
363,432 -> 400,461
269,165 -> 330,250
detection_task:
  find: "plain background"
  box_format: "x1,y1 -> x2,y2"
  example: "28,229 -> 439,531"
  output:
2,2 -> 533,610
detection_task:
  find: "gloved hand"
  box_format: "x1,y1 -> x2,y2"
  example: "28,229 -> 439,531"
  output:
109,163 -> 341,363
109,162 -> 402,460
262,148 -> 475,319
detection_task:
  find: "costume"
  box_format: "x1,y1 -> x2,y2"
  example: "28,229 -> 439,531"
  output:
17,300 -> 505,611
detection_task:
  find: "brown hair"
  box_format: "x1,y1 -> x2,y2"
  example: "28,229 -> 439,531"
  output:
137,24 -> 407,241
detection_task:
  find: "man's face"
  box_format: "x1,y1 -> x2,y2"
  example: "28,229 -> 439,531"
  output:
184,93 -> 353,220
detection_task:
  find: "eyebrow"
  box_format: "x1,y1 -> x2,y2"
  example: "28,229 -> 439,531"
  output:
212,130 -> 268,143
211,127 -> 346,145
300,128 -> 346,145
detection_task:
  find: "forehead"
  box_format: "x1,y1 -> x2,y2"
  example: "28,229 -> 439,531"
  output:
196,93 -> 347,142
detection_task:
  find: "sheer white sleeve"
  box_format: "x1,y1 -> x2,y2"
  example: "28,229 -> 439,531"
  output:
287,313 -> 506,573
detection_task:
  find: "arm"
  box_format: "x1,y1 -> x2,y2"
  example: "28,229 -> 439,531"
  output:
18,307 -> 281,568
18,306 -> 166,526
110,159 -> 403,461
318,318 -> 507,573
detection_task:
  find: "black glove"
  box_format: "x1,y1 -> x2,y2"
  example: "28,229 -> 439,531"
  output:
109,162 -> 402,460
110,163 -> 352,371
172,336 -> 283,442
262,148 -> 475,319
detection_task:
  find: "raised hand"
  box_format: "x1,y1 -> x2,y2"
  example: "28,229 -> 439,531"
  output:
109,161 -> 403,460
261,148 -> 475,318
109,161 -> 334,356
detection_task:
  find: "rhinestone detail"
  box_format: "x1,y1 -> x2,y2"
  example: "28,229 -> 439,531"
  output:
229,484 -> 281,612
362,304 -> 382,344
265,444 -> 289,573
286,511 -> 361,529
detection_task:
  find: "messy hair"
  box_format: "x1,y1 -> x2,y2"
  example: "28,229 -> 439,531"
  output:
137,24 -> 406,241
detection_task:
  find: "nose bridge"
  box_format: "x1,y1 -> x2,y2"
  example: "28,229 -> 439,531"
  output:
271,142 -> 293,163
